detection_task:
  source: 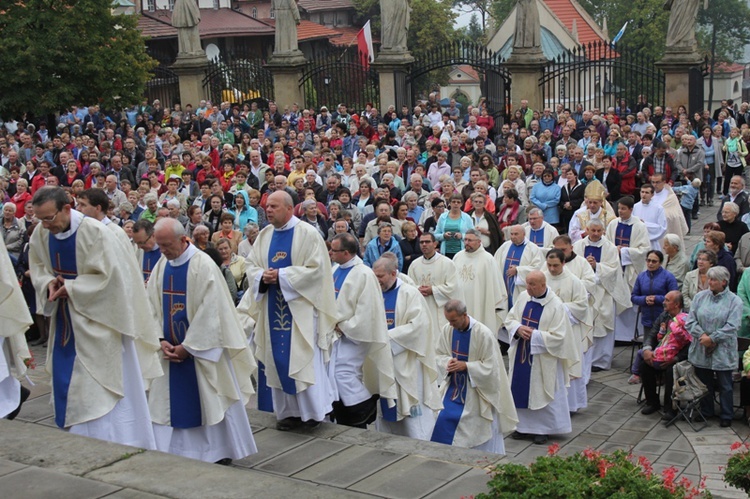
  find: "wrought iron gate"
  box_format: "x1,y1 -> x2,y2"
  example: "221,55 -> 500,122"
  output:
144,49 -> 180,108
539,41 -> 665,112
299,49 -> 379,111
203,51 -> 274,104
406,41 -> 511,132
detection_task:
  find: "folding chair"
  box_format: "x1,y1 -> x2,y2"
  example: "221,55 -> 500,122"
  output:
664,360 -> 709,431
627,308 -> 643,373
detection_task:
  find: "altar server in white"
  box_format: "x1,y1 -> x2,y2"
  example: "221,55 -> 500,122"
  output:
632,183 -> 667,251
147,218 -> 257,464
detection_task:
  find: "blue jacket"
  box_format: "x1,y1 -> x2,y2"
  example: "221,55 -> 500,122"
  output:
530,181 -> 561,224
226,190 -> 258,231
363,236 -> 403,272
435,212 -> 474,254
632,267 -> 679,328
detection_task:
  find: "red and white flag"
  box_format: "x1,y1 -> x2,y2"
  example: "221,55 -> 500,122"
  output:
357,20 -> 374,68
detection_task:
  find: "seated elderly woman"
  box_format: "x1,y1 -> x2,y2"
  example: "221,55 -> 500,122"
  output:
299,199 -> 328,239
363,220 -> 404,271
663,234 -> 691,288
237,222 -> 259,259
216,237 -> 247,294
719,201 -> 749,255
683,249 -> 716,310
191,224 -> 213,251
687,266 -> 743,427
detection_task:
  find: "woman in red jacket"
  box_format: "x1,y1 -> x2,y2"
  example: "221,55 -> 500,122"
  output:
613,143 -> 638,196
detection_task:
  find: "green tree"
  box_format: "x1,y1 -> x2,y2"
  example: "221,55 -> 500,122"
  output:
452,0 -> 493,35
489,0 -> 515,30
0,0 -> 156,119
696,0 -> 750,111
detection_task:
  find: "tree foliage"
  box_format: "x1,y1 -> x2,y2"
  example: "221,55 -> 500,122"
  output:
452,0 -> 493,35
489,0 -> 515,31
0,0 -> 156,119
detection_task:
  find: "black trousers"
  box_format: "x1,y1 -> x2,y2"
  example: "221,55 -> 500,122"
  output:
640,360 -> 674,409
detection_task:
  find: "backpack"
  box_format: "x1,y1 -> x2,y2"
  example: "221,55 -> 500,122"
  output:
671,360 -> 708,409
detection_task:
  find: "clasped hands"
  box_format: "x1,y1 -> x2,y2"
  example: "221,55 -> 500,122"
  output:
161,340 -> 190,363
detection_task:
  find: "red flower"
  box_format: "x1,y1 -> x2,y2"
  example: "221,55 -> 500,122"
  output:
547,443 -> 560,456
637,455 -> 653,478
731,441 -> 743,451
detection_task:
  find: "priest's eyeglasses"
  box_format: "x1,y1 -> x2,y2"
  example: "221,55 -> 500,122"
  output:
38,210 -> 60,224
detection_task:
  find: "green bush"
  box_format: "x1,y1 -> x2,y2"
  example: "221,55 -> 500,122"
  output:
476,446 -> 709,498
725,442 -> 750,494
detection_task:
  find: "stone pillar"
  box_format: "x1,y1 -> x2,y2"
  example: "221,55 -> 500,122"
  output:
171,54 -> 208,108
505,51 -> 547,111
372,51 -> 413,111
657,53 -> 703,112
266,52 -> 307,109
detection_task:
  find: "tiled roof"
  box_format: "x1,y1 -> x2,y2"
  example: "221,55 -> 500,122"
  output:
298,0 -> 354,13
138,8 -> 274,40
710,62 -> 746,73
449,65 -> 480,84
262,19 -> 343,42
329,26 -> 381,47
544,0 -> 607,46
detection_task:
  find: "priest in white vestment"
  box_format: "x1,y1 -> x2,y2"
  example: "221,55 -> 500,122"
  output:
573,219 -> 632,370
650,173 -> 688,241
29,187 -> 162,448
502,271 -> 579,445
453,229 -> 508,335
241,191 -> 338,430
0,236 -> 32,420
77,188 -> 136,255
544,250 -> 593,412
567,181 -> 617,244
606,197 -> 651,342
632,184 -> 667,251
431,300 -> 517,454
373,254 -> 442,440
523,208 -> 559,255
408,232 -> 464,330
132,220 -> 163,285
328,233 -> 397,427
147,218 -> 257,464
495,225 -> 543,314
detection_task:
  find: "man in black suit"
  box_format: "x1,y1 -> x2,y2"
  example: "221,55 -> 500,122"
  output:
716,175 -> 750,222
595,156 -> 621,204
569,147 -> 592,176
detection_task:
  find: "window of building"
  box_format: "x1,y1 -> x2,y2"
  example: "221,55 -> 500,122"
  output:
252,7 -> 257,18
147,0 -> 156,12
270,8 -> 275,19
168,0 -> 175,10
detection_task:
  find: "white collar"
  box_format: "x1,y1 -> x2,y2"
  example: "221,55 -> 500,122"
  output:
53,209 -> 84,240
276,216 -> 300,231
338,255 -> 361,269
169,243 -> 198,266
101,216 -> 111,226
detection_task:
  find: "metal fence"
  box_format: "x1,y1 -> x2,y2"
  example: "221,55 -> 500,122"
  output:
299,49 -> 379,111
144,48 -> 180,108
203,50 -> 275,105
540,41 -> 665,113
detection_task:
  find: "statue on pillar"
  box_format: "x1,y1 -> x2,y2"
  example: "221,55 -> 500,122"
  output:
513,0 -> 541,51
272,0 -> 302,55
380,0 -> 411,53
172,0 -> 203,56
664,0 -> 707,51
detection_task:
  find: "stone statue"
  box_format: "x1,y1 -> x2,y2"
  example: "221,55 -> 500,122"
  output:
380,0 -> 411,52
273,0 -> 302,55
664,0 -> 706,50
172,0 -> 203,56
513,0 -> 541,50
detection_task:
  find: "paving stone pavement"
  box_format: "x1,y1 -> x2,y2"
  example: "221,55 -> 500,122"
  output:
6,201 -> 749,498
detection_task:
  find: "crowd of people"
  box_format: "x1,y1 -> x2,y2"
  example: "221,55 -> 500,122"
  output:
3,95 -> 750,460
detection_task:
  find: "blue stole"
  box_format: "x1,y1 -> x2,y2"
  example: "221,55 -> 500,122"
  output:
529,228 -> 545,247
49,234 -> 78,428
256,361 -> 274,412
267,227 -> 297,394
431,326 -> 471,445
584,245 -> 602,263
380,285 -> 400,422
504,243 -> 526,309
614,222 -> 633,248
510,300 -> 544,409
163,261 -> 202,428
142,247 -> 162,283
333,265 -> 354,299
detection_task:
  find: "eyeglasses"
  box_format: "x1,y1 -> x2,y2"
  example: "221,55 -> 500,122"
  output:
419,241 -> 433,245
646,259 -> 660,263
38,209 -> 60,224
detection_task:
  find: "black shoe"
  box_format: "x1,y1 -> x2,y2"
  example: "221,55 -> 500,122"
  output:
511,431 -> 529,440
591,366 -> 604,373
720,419 -> 732,428
303,419 -> 321,429
29,337 -> 47,346
6,385 -> 30,421
276,417 -> 302,431
661,410 -> 677,421
533,434 -> 549,445
692,214 -> 699,220
641,404 -> 660,415
215,458 -> 232,466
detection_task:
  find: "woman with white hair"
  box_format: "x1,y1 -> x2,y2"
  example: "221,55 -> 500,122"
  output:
687,266 -> 742,427
663,233 -> 691,288
1,203 -> 24,261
